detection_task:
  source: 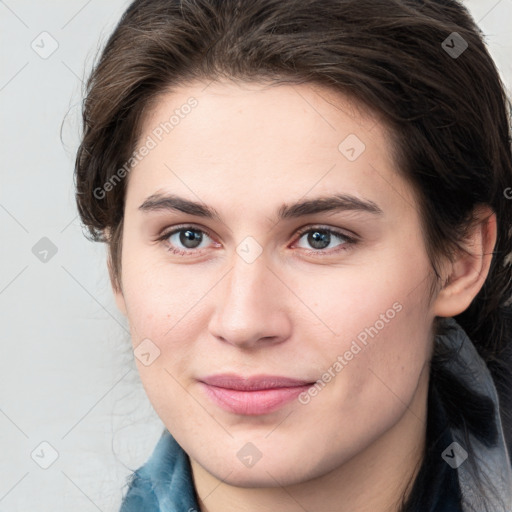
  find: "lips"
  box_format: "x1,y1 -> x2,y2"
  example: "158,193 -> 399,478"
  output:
200,373 -> 313,390
198,373 -> 315,415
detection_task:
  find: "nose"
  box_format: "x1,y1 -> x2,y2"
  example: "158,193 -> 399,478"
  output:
207,251 -> 292,350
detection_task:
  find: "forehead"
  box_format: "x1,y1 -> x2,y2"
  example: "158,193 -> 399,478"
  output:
139,79 -> 384,159
126,79 -> 415,220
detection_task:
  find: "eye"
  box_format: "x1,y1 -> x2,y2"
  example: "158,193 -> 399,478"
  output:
157,225 -> 216,256
294,226 -> 356,255
157,224 -> 357,257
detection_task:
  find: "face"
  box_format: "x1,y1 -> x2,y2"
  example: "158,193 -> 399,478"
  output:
113,80 -> 437,487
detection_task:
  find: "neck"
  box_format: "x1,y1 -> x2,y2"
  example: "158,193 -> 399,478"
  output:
190,369 -> 429,512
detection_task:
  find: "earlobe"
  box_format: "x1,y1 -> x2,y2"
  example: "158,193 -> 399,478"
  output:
433,206 -> 497,318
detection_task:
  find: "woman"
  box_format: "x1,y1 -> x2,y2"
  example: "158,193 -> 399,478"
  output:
74,0 -> 512,510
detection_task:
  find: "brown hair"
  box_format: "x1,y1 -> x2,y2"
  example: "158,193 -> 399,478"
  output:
74,0 -> 512,508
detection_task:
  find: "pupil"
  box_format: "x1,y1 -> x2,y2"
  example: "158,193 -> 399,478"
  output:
180,229 -> 202,248
309,230 -> 330,249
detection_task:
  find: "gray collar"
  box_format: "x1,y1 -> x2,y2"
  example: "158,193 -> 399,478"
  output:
437,317 -> 512,511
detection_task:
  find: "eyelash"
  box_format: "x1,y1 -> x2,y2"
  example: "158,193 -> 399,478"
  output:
156,224 -> 358,258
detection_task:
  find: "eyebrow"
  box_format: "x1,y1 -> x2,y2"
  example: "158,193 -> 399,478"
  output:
138,192 -> 383,221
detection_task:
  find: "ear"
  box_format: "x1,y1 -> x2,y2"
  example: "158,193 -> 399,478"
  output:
433,205 -> 497,317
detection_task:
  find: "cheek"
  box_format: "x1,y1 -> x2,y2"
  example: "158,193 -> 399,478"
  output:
293,244 -> 434,411
294,288 -> 432,471
119,256 -> 218,415
320,276 -> 432,424
288,245 -> 432,353
121,250 -> 209,340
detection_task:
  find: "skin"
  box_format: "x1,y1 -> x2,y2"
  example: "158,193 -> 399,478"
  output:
111,79 -> 496,512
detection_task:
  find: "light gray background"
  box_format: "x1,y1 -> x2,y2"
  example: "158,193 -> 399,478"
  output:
1,1 -> 511,511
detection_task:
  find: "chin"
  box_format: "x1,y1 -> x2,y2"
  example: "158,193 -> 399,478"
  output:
197,448 -> 316,488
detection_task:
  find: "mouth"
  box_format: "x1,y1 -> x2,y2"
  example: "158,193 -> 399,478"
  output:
198,373 -> 316,415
